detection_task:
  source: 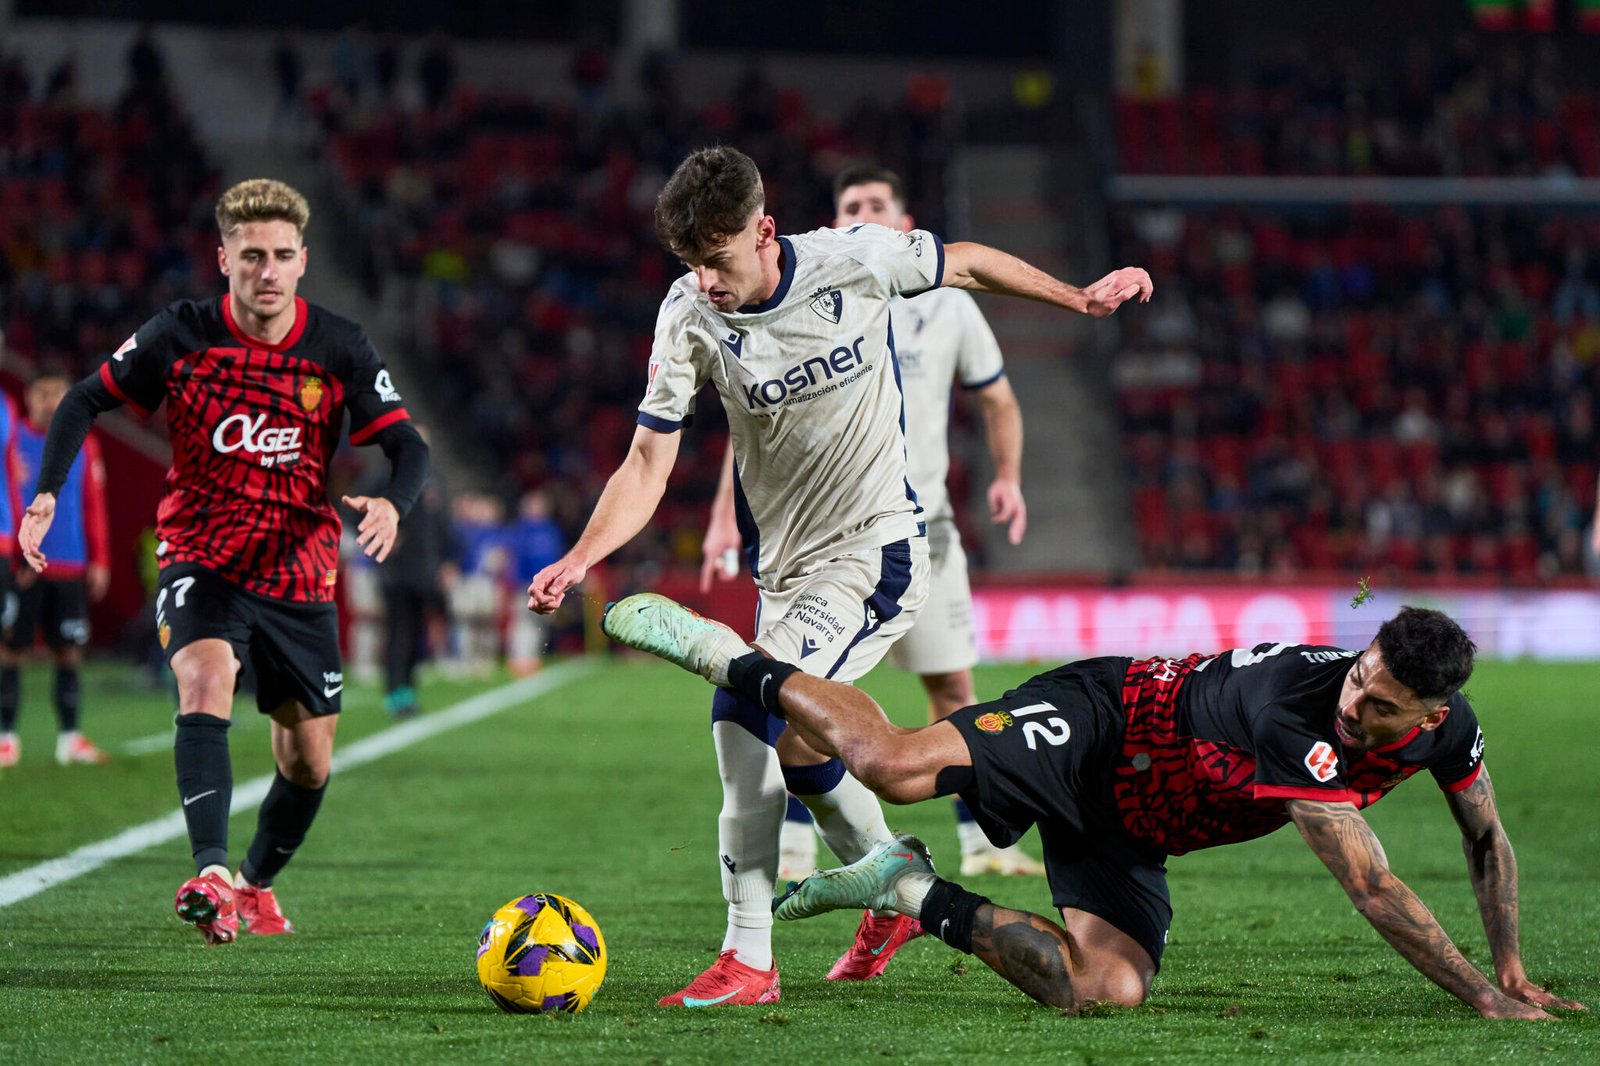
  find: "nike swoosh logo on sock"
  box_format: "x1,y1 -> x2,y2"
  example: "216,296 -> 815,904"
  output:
682,990 -> 741,1008
182,790 -> 217,807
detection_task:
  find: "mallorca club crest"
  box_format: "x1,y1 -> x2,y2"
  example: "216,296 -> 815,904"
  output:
158,624 -> 171,650
299,376 -> 325,412
809,287 -> 843,324
974,709 -> 1013,735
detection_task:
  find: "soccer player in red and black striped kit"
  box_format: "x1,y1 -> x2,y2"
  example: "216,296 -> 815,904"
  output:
18,179 -> 429,944
607,597 -> 1586,1019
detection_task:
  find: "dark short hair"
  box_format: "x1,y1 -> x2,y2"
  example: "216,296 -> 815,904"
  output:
832,163 -> 906,211
30,360 -> 72,386
654,146 -> 765,262
1374,605 -> 1476,705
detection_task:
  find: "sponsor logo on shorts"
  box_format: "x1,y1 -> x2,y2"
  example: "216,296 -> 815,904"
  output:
974,710 -> 1013,735
1304,740 -> 1339,783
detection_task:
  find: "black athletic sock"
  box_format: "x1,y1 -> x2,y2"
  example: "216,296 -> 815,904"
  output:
239,771 -> 327,888
53,666 -> 80,733
174,713 -> 233,873
726,652 -> 801,716
0,666 -> 18,733
919,879 -> 991,955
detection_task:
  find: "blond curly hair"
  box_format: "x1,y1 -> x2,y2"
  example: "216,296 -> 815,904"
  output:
215,178 -> 311,239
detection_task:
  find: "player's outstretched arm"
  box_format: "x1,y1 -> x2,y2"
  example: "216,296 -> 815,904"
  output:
1288,799 -> 1553,1020
974,377 -> 1026,544
941,242 -> 1152,317
1445,768 -> 1586,1012
699,441 -> 742,593
528,424 -> 681,614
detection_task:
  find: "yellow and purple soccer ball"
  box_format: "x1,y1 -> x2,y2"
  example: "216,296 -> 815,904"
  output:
476,893 -> 607,1014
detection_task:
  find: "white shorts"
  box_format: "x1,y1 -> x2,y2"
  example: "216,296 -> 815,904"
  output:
753,535 -> 929,684
886,516 -> 978,676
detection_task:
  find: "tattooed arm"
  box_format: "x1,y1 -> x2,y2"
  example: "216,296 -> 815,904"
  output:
1287,799 -> 1551,1019
1445,767 -> 1586,1012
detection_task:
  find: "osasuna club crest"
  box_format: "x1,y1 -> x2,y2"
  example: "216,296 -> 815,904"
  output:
810,288 -> 843,323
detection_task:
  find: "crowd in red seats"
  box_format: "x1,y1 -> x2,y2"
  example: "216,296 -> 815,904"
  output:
1118,34 -> 1596,177
0,36 -> 219,381
1112,200 -> 1598,580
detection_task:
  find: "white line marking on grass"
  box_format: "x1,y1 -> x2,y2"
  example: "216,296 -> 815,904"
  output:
0,661 -> 597,908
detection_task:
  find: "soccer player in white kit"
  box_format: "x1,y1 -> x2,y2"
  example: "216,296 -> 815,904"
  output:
706,165 -> 1048,879
529,146 -> 1151,1006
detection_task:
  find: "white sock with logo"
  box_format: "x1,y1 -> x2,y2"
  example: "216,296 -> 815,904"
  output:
713,722 -> 784,971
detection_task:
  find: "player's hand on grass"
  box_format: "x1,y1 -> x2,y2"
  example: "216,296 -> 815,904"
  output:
1477,989 -> 1556,1020
699,520 -> 743,593
529,557 -> 587,614
18,492 -> 56,573
1503,976 -> 1586,1013
342,495 -> 400,563
988,477 -> 1027,545
1081,267 -> 1153,317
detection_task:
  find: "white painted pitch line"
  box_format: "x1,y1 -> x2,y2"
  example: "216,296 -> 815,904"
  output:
0,661 -> 597,908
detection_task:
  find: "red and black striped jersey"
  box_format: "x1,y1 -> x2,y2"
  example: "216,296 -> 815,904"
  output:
101,294 -> 411,603
1113,645 -> 1484,856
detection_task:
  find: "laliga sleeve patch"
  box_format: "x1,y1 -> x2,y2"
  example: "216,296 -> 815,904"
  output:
1304,740 -> 1339,783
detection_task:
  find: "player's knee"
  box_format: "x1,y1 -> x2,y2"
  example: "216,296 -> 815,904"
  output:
174,666 -> 233,717
1077,968 -> 1149,1009
279,757 -> 329,790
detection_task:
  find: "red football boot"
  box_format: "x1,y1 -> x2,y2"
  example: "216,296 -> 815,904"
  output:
826,912 -> 923,981
658,950 -> 780,1007
174,870 -> 238,946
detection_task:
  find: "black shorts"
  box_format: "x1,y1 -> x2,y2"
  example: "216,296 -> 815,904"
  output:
947,656 -> 1173,969
5,576 -> 90,650
157,562 -> 343,717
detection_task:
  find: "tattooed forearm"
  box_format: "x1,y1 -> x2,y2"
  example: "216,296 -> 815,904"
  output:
1289,800 -> 1502,1011
1447,770 -> 1523,981
970,904 -> 1078,1010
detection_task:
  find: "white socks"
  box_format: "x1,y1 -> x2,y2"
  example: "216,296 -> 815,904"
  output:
712,722 -> 785,970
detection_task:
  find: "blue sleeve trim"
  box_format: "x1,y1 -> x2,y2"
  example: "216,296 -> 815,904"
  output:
959,368 -> 1006,391
636,412 -> 684,433
931,232 -> 945,290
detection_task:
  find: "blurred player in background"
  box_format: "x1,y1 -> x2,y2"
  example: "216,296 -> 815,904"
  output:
18,178 -> 429,945
505,489 -> 564,675
0,367 -> 109,766
703,164 -> 1043,879
533,145 -> 1150,1006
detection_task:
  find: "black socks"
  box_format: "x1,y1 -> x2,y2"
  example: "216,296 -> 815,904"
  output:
54,667 -> 80,732
0,666 -> 17,732
919,879 -> 991,955
240,771 -> 327,888
174,713 -> 233,873
726,652 -> 801,716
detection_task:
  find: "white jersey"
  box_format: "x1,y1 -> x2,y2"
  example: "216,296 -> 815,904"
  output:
639,223 -> 945,589
891,287 -> 1005,522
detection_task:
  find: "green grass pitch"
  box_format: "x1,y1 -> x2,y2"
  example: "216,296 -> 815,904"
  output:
0,657 -> 1595,1064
